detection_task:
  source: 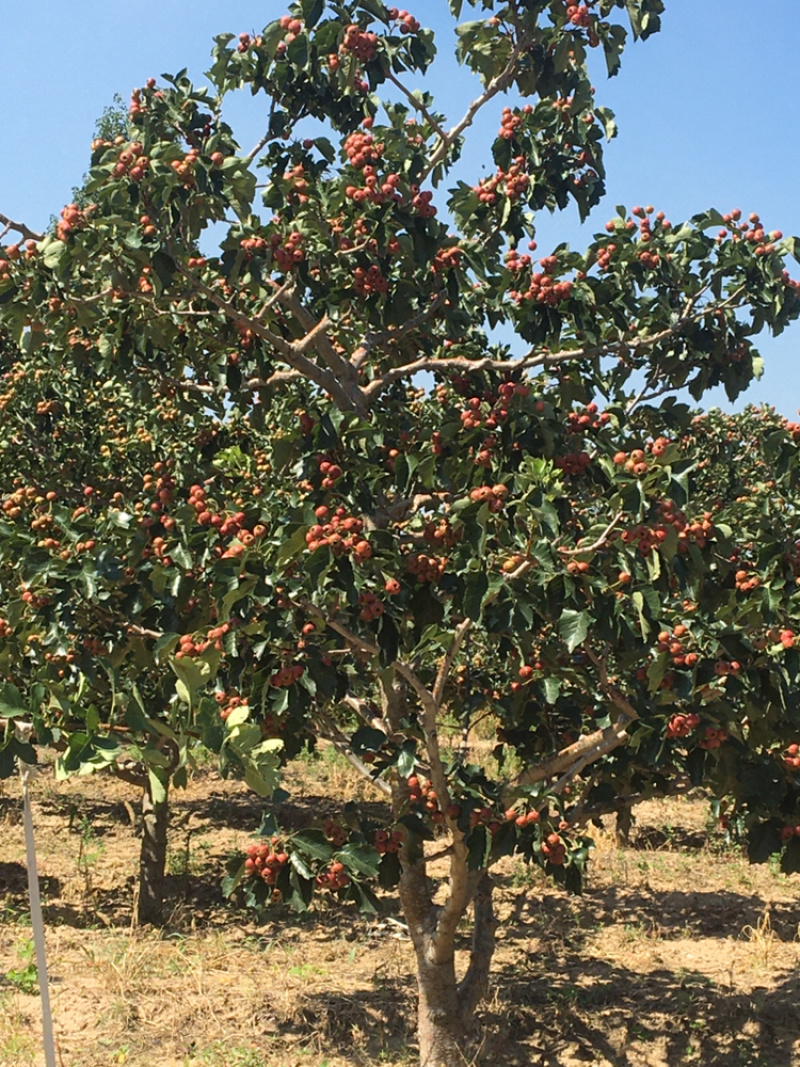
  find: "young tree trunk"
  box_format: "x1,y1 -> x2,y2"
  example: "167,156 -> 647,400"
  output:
137,776 -> 169,925
414,949 -> 469,1067
399,859 -> 497,1067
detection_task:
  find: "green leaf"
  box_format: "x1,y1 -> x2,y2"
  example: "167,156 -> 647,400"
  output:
462,569 -> 488,621
558,609 -> 590,653
147,769 -> 167,806
337,842 -> 381,877
299,0 -> 325,27
291,829 -> 334,863
351,725 -> 387,755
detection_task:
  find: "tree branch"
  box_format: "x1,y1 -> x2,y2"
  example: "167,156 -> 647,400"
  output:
0,213 -> 44,243
432,618 -> 472,707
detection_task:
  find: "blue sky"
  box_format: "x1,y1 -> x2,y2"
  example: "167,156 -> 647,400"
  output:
1,1 -> 798,415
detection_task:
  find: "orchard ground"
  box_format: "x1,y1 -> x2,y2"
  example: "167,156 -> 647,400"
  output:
2,747 -> 800,1067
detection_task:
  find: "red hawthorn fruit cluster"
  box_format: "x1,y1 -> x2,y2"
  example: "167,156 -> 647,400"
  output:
284,162 -> 310,203
354,263 -> 390,295
716,209 -> 781,256
241,231 -> 304,271
619,502 -> 714,557
268,662 -> 304,687
305,505 -> 372,561
510,268 -> 574,306
566,4 -> 591,27
613,447 -> 649,475
506,248 -> 532,273
460,397 -> 491,430
243,840 -> 289,884
699,725 -> 728,750
474,157 -> 529,205
344,130 -> 385,169
56,202 -> 93,241
423,518 -> 462,549
655,625 -> 699,669
108,140 -> 149,182
216,691 -> 247,721
170,148 -> 200,185
19,584 -> 50,609
666,712 -> 700,739
189,484 -> 264,555
780,822 -> 800,841
512,806 -> 541,828
565,558 -> 590,577
278,15 -> 303,39
358,590 -> 384,621
467,805 -> 501,834
387,7 -> 420,33
554,451 -> 591,475
783,743 -> 800,772
317,456 -> 343,489
565,402 -> 610,434
714,659 -> 741,677
340,23 -> 379,60
596,242 -> 616,271
779,628 -> 796,649
432,245 -> 461,273
541,832 -> 566,865
410,187 -> 436,218
176,622 -> 232,660
374,828 -> 403,854
316,862 -> 350,890
498,106 -> 523,140
469,483 -> 509,512
472,437 -> 495,468
407,776 -> 444,824
322,818 -> 349,847
0,617 -> 9,637
406,552 -> 447,584
345,169 -> 401,206
734,568 -> 760,593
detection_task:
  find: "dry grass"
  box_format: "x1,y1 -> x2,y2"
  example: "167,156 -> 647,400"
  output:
1,762 -> 800,1066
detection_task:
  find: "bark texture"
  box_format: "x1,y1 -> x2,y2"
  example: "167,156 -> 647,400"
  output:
137,777 -> 169,925
399,857 -> 496,1067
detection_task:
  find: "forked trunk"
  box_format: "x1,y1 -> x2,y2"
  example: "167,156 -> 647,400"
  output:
415,950 -> 469,1067
401,862 -> 497,1067
137,776 -> 169,925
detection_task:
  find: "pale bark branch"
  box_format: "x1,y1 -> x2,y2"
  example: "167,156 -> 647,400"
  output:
432,618 -> 472,707
557,511 -> 624,557
0,213 -> 44,243
313,710 -> 392,798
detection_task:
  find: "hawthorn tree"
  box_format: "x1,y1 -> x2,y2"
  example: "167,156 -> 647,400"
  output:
2,1 -> 800,1063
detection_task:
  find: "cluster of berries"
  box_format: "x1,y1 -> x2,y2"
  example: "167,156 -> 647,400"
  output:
322,818 -> 349,847
357,590 -> 385,621
216,690 -> 246,721
474,157 -> 530,205
406,553 -> 447,584
305,506 -> 372,561
268,663 -> 304,688
554,451 -> 591,475
373,828 -> 403,855
468,484 -> 509,512
565,402 -> 610,434
243,840 -> 289,885
666,712 -> 701,739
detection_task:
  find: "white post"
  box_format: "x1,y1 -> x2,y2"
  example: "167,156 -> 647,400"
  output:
16,722 -> 58,1067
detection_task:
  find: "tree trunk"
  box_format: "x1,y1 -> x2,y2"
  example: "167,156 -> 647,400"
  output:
137,776 -> 169,925
415,949 -> 469,1067
399,858 -> 496,1067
